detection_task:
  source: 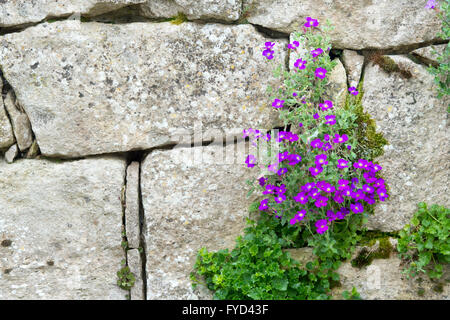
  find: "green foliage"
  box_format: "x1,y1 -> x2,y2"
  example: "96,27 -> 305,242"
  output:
169,12 -> 188,25
397,203 -> 450,279
192,20 -> 389,300
351,237 -> 393,268
342,287 -> 361,300
192,216 -> 332,300
117,266 -> 136,291
427,0 -> 450,99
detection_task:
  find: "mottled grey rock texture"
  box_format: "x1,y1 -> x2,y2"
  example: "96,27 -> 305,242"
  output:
125,161 -> 140,249
3,91 -> 33,152
141,142 -> 255,299
245,0 -> 442,49
0,157 -> 127,299
332,239 -> 449,300
0,82 -> 15,150
127,248 -> 144,300
412,43 -> 449,67
0,0 -> 146,27
0,21 -> 284,158
140,0 -> 242,21
341,50 -> 364,88
4,144 -> 18,164
363,55 -> 450,231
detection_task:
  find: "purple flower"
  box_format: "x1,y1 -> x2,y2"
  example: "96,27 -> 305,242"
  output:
315,219 -> 329,234
362,184 -> 374,193
323,184 -> 336,193
290,209 -> 306,225
325,115 -> 336,125
294,58 -> 307,69
333,192 -> 344,204
315,67 -> 328,79
304,17 -> 319,28
288,154 -> 302,166
277,151 -> 289,162
299,122 -> 303,127
327,210 -> 336,221
347,145 -> 352,151
309,166 -> 323,177
245,154 -> 256,167
425,0 -> 437,9
287,132 -> 299,142
277,167 -> 288,176
275,184 -> 287,194
371,163 -> 382,172
338,179 -> 349,187
319,100 -> 333,111
293,192 -> 308,204
258,176 -> 267,187
313,113 -> 320,120
348,86 -> 359,96
268,163 -> 278,173
287,41 -> 300,49
377,188 -> 389,201
272,98 -> 285,108
323,134 -> 330,141
315,154 -> 328,166
262,48 -> 274,60
311,48 -> 324,58
350,202 -> 364,214
333,133 -> 348,144
293,92 -> 298,97
309,188 -> 321,199
302,182 -> 316,193
373,178 -> 385,189
262,184 -> 275,195
265,42 -> 275,49
274,194 -> 286,204
314,196 -> 328,208
259,199 -> 269,211
322,142 -> 332,152
352,189 -> 365,201
341,187 -> 352,197
337,159 -> 349,169
311,138 -> 323,149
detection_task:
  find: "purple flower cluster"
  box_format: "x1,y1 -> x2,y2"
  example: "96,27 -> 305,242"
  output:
262,42 -> 275,60
425,0 -> 437,9
348,86 -> 359,96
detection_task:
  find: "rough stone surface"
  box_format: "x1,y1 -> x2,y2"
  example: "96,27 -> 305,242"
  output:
125,161 -> 140,249
0,21 -> 284,158
245,0 -> 442,49
324,58 -> 347,108
0,0 -> 146,27
141,142 -> 255,299
25,140 -> 40,159
0,157 -> 127,299
332,239 -> 450,300
3,91 -> 33,152
412,43 -> 449,66
341,50 -> 364,88
362,55 -> 450,231
127,248 -> 144,300
0,83 -> 15,150
4,144 -> 18,164
140,0 -> 241,22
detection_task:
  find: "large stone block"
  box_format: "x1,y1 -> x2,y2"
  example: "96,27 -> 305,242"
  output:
141,142 -> 256,299
0,0 -> 146,27
245,0 -> 442,49
362,55 -> 449,231
140,0 -> 242,22
0,157 -> 127,299
0,21 -> 284,158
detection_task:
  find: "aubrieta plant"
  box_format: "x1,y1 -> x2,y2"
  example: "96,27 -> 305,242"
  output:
426,0 -> 450,100
192,17 -> 388,300
398,203 -> 450,280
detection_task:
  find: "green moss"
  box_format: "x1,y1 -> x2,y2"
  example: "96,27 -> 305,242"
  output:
417,288 -> 425,296
432,283 -> 444,293
369,53 -> 413,79
351,237 -> 394,269
344,79 -> 389,161
169,12 -> 188,25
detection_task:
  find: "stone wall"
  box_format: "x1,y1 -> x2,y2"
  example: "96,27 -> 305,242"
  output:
0,0 -> 448,299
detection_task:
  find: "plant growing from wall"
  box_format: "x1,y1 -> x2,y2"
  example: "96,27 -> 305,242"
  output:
398,202 -> 450,280
426,0 -> 450,101
192,17 -> 389,300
